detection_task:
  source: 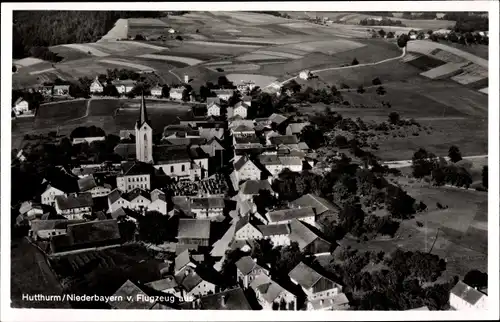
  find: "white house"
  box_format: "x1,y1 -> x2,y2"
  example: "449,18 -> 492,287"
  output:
233,156 -> 262,183
233,102 -> 249,119
238,180 -> 276,202
77,175 -> 112,198
41,185 -> 66,206
151,85 -> 163,97
299,70 -> 312,80
54,193 -> 93,220
190,197 -> 225,220
251,275 -> 297,310
107,189 -> 131,213
289,262 -> 343,302
146,189 -> 168,215
72,136 -> 106,145
112,80 -> 135,94
207,102 -> 221,117
449,281 -> 488,310
176,266 -> 216,299
236,256 -> 270,288
237,81 -> 256,94
169,87 -> 186,100
213,89 -> 235,101
116,161 -> 152,192
90,76 -> 104,93
234,215 -> 264,241
13,97 -> 29,115
127,189 -> 152,212
257,224 -> 291,246
19,201 -> 44,221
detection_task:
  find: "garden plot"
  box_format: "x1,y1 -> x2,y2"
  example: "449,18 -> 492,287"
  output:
136,54 -> 203,66
450,63 -> 488,85
420,62 -> 466,79
282,39 -> 365,55
403,54 -> 446,71
50,45 -> 93,61
430,49 -> 467,64
226,73 -> 277,88
406,40 -> 488,68
61,43 -> 110,57
14,57 -> 45,67
99,59 -> 156,71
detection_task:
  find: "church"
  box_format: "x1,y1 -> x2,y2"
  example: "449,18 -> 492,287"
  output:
114,92 -> 208,181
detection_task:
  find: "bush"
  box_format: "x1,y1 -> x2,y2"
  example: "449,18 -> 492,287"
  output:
175,35 -> 183,41
376,86 -> 386,95
12,65 -> 17,73
372,77 -> 382,86
351,58 -> 359,65
357,85 -> 365,94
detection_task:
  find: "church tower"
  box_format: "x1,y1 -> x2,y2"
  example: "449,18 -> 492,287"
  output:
135,91 -> 153,163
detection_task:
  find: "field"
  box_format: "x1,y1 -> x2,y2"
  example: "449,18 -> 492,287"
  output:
137,53 -> 203,66
50,45 -> 94,61
406,40 -> 488,68
341,179 -> 487,282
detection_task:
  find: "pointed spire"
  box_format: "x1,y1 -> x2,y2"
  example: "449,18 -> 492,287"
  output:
138,89 -> 149,127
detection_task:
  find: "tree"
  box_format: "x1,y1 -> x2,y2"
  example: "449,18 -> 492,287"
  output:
386,31 -> 395,39
339,203 -> 365,236
411,148 -> 437,178
175,35 -> 183,41
376,86 -> 386,95
388,112 -> 400,125
378,29 -> 386,38
253,189 -> 278,214
299,125 -> 325,150
357,85 -> 365,94
134,34 -> 145,40
448,145 -> 462,163
161,85 -> 170,98
397,34 -> 410,48
217,75 -> 232,89
463,270 -> 488,289
351,58 -> 359,66
103,84 -> 119,97
12,65 -> 17,73
482,165 -> 488,188
372,77 -> 382,85
138,211 -> 171,244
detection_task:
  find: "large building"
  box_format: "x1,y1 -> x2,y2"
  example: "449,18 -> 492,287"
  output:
135,93 -> 153,163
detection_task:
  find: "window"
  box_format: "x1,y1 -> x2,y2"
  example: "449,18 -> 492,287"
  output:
182,165 -> 185,172
171,166 -> 174,173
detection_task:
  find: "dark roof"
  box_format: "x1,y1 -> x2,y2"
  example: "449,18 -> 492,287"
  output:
177,219 -> 211,239
77,175 -> 97,192
256,280 -> 291,304
240,180 -> 273,195
235,215 -> 252,233
175,249 -> 192,272
189,146 -> 210,160
235,135 -> 260,144
289,219 -> 331,252
107,189 -> 123,204
451,281 -> 486,305
114,143 -> 137,159
235,256 -> 266,276
176,268 -> 204,292
267,206 -> 315,223
96,211 -> 107,220
190,197 -> 225,210
269,113 -> 289,125
288,262 -> 323,289
137,91 -> 151,128
257,224 -> 290,236
154,145 -> 191,164
121,161 -> 153,176
55,193 -> 93,210
124,188 -> 151,202
269,135 -> 299,146
110,280 -> 154,310
199,288 -> 251,310
67,219 -> 121,246
232,124 -> 254,132
30,219 -> 85,232
207,97 -> 221,106
234,156 -> 255,171
145,276 -> 178,292
290,194 -> 338,215
258,154 -> 281,166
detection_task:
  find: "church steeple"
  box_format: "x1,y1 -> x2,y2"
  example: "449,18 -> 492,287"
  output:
137,90 -> 150,127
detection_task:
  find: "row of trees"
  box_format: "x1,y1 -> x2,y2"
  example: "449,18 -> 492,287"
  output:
360,18 -> 405,27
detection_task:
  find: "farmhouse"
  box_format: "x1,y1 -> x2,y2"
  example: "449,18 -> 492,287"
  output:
233,101 -> 249,119
12,97 -> 29,116
235,256 -> 270,288
233,156 -> 262,182
290,193 -> 339,223
19,201 -> 44,220
151,85 -> 163,97
72,136 -> 106,145
112,80 -> 136,94
250,275 -> 297,310
213,89 -> 235,101
207,100 -> 221,117
169,87 -> 186,100
289,219 -> 332,255
237,81 -> 256,94
147,189 -> 168,214
54,193 -> 93,220
257,224 -> 291,246
195,288 -> 252,310
234,215 -> 264,240
238,180 -> 276,201
289,262 -> 344,302
265,206 -> 316,226
175,265 -> 217,299
90,76 -> 104,94
77,175 -> 112,198
449,281 -> 488,310
41,184 -> 67,206
53,85 -> 70,97
177,218 -> 211,246
28,219 -> 84,241
190,197 -> 225,220
299,70 -> 312,80
116,161 -> 152,192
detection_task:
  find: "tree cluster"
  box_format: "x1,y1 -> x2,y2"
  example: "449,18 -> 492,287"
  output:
360,18 -> 405,27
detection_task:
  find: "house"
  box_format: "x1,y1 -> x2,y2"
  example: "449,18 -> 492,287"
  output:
72,136 -> 106,145
151,85 -> 163,97
233,101 -> 249,119
269,113 -> 289,127
77,175 -> 111,198
239,180 -> 276,201
175,265 -> 216,299
307,293 -> 349,311
190,197 -> 225,220
28,219 -> 84,241
41,185 -> 66,206
65,219 -> 121,249
112,80 -> 136,94
265,206 -> 316,226
196,288 -> 252,310
174,249 -> 198,274
235,256 -> 270,288
290,194 -> 339,223
251,275 -> 297,310
126,188 -> 152,212
145,276 -> 181,298
269,135 -> 299,148
207,98 -> 221,117
449,281 -> 488,310
89,76 -> 104,93
233,156 -> 262,182
289,219 -> 332,255
199,127 -> 224,141
169,86 -> 186,100
116,161 -> 152,192
257,224 -> 291,246
289,262 -> 343,301
53,84 -> 70,96
177,219 -> 211,246
110,280 -> 156,310
237,81 -> 256,94
19,201 -> 44,220
241,95 -> 252,107
234,215 -> 264,240
286,122 -> 310,136
213,89 -> 235,101
146,189 -> 168,215
13,97 -> 29,115
299,70 -> 312,80
108,189 -> 131,213
231,124 -> 255,137
54,193 -> 93,220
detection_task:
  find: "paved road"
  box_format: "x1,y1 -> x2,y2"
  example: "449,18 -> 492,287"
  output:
382,155 -> 488,169
264,46 -> 406,89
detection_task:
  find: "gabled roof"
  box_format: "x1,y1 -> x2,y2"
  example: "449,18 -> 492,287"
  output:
235,215 -> 262,234
267,206 -> 315,223
269,113 -> 288,125
287,122 -> 310,134
235,135 -> 260,144
190,197 -> 225,210
19,201 -> 42,215
256,280 -> 291,304
290,194 -> 338,216
234,155 -> 257,171
55,193 -> 93,210
77,175 -> 97,192
177,219 -> 210,239
450,281 -> 487,305
206,97 -> 221,106
289,262 -> 341,293
240,180 -> 274,195
235,256 -> 267,276
199,287 -> 251,310
269,135 -> 299,146
257,224 -> 290,237
125,188 -> 151,202
67,219 -> 121,246
154,145 -> 192,164
114,143 -> 136,160
145,276 -> 178,292
199,128 -> 224,140
232,124 -> 254,132
108,189 -> 124,205
289,219 -> 331,251
120,161 -> 153,176
175,249 -> 192,272
279,156 -> 303,166
111,280 -> 154,309
30,219 -> 85,232
234,101 -> 249,110
258,154 -> 281,166
309,293 -> 349,310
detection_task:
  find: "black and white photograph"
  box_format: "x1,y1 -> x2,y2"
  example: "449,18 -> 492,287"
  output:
1,1 -> 498,321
